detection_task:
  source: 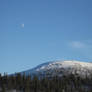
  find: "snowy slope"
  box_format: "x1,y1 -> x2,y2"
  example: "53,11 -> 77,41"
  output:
21,60 -> 92,78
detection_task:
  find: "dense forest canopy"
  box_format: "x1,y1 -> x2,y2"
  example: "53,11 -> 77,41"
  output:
0,72 -> 92,92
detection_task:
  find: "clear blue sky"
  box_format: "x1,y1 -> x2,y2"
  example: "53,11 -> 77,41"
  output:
0,0 -> 92,74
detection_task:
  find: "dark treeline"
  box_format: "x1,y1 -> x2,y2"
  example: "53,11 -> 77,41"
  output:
0,73 -> 92,92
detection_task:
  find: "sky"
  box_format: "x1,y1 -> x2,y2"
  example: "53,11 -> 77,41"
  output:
0,0 -> 92,74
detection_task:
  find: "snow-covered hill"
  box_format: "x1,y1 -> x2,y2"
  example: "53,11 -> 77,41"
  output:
21,60 -> 92,78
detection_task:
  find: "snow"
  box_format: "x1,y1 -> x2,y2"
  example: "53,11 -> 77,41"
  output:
35,60 -> 92,72
20,60 -> 92,78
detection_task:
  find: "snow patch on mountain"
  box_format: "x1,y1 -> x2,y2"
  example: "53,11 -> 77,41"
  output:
20,60 -> 92,78
35,60 -> 92,71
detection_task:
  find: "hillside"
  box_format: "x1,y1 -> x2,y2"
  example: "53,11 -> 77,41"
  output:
1,60 -> 92,92
21,60 -> 92,78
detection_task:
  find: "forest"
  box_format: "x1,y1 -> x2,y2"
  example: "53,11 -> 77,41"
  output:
0,73 -> 92,92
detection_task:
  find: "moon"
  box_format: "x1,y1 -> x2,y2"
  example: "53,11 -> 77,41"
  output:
21,23 -> 24,28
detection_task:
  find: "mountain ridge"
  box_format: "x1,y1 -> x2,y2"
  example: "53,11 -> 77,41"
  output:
19,60 -> 92,78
